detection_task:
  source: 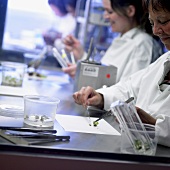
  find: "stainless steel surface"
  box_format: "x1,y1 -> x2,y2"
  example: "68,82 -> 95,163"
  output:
0,67 -> 119,153
0,66 -> 170,169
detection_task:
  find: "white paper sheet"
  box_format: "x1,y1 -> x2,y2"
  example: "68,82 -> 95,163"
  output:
0,85 -> 39,97
56,114 -> 120,136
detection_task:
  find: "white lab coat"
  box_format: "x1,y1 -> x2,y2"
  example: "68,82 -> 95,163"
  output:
53,14 -> 76,49
97,51 -> 170,147
52,13 -> 76,38
101,28 -> 155,82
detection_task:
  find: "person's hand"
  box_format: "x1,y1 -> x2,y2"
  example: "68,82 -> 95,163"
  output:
62,63 -> 77,78
136,107 -> 156,125
43,30 -> 62,46
63,35 -> 84,60
73,86 -> 104,108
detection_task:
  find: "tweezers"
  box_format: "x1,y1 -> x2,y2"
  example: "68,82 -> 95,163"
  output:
93,97 -> 134,123
7,133 -> 70,140
93,110 -> 112,123
6,132 -> 69,139
0,130 -> 70,145
0,127 -> 57,134
28,138 -> 70,145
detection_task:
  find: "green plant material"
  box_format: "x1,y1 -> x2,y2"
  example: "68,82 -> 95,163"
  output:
134,140 -> 142,150
2,75 -> 22,86
36,73 -> 47,78
28,72 -> 47,78
93,121 -> 99,127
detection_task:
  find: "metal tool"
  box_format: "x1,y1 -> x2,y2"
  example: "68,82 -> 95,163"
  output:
6,133 -> 70,140
0,130 -> 29,145
28,46 -> 48,69
93,110 -> 112,125
87,106 -> 108,114
83,37 -> 94,63
0,129 -> 70,145
0,127 -> 57,134
93,97 -> 134,124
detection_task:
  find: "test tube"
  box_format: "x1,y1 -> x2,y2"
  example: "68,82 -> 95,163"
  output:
61,49 -> 70,64
52,48 -> 67,68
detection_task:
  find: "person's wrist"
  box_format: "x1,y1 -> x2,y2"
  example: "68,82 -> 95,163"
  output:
97,93 -> 104,109
79,51 -> 86,60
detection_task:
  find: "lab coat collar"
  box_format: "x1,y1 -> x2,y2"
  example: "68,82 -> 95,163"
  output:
158,52 -> 170,85
120,27 -> 141,40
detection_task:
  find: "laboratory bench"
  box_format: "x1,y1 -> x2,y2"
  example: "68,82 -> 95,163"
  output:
0,67 -> 170,170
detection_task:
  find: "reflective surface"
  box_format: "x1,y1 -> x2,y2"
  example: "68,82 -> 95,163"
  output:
0,66 -> 170,170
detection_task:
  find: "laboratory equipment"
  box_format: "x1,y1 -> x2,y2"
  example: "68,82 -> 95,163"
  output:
110,100 -> 157,155
73,37 -> 117,91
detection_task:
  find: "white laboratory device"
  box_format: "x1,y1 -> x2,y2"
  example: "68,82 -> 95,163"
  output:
73,61 -> 117,92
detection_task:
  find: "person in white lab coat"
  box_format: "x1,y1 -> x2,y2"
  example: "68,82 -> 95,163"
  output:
43,0 -> 76,48
73,0 -> 170,147
63,0 -> 163,81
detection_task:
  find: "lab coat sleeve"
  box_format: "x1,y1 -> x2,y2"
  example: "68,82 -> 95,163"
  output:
96,67 -> 148,110
155,114 -> 170,147
96,53 -> 165,110
97,53 -> 170,147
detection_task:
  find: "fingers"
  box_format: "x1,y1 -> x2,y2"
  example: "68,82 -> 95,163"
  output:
64,45 -> 73,52
136,106 -> 156,125
73,86 -> 94,107
73,87 -> 89,107
62,64 -> 77,78
69,35 -> 79,44
63,35 -> 76,52
63,35 -> 75,45
63,35 -> 84,60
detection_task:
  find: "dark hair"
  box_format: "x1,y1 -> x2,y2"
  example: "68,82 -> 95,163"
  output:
143,0 -> 170,13
110,0 -> 144,25
109,0 -> 152,34
64,0 -> 77,9
48,0 -> 68,15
